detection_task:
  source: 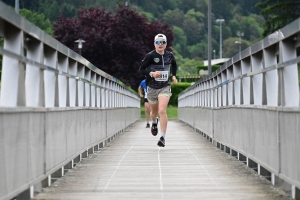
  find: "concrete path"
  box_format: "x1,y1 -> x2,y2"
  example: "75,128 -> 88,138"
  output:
33,120 -> 292,200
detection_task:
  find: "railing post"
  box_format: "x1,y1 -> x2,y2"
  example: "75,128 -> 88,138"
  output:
0,25 -> 25,107
25,38 -> 44,107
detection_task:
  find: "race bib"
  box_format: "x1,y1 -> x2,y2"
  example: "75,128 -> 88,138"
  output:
155,71 -> 169,81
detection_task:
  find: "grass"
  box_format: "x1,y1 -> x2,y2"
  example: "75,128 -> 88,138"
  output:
140,106 -> 178,119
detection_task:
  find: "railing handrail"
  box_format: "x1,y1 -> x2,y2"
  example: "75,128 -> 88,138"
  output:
178,17 -> 300,199
179,17 -> 300,104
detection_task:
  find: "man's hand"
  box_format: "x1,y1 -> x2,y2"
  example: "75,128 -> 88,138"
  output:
139,93 -> 144,98
172,76 -> 178,84
152,71 -> 161,78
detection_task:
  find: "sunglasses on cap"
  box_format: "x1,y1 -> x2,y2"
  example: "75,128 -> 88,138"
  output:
155,40 -> 166,45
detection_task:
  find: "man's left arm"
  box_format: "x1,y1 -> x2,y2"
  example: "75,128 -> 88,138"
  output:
171,55 -> 178,84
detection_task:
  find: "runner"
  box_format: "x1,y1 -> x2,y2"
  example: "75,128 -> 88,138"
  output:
139,33 -> 178,147
138,79 -> 151,128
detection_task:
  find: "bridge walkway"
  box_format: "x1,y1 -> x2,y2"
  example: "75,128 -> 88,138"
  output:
33,120 -> 291,200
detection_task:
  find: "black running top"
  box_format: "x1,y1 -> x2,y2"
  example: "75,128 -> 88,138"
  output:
139,50 -> 177,89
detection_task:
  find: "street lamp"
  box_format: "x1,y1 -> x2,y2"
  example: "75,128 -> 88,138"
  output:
235,31 -> 244,52
15,0 -> 19,14
75,39 -> 85,55
213,50 -> 216,59
235,41 -> 241,52
216,19 -> 225,59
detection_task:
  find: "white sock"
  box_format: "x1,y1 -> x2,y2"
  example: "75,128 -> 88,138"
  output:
160,132 -> 165,138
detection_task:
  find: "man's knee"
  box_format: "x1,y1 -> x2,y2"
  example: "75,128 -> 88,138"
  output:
159,109 -> 167,116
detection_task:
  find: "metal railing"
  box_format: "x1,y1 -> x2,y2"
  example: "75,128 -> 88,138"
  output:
0,2 -> 140,200
178,17 -> 300,199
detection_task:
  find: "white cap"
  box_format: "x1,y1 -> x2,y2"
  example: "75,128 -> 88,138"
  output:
154,34 -> 167,41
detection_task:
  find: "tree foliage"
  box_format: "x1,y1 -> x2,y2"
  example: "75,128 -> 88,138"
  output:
19,8 -> 53,35
256,0 -> 300,37
53,5 -> 173,89
2,0 -> 266,61
3,0 -> 285,75
222,37 -> 250,58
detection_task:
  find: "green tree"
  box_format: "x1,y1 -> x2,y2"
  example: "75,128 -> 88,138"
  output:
20,8 -> 53,35
60,3 -> 77,18
222,37 -> 250,58
85,0 -> 123,11
134,1 -> 162,17
0,0 -> 267,79
240,16 -> 264,41
212,0 -> 233,22
162,9 -> 184,27
157,0 -> 178,11
176,55 -> 202,75
178,0 -> 201,13
182,18 -> 201,46
182,9 -> 205,47
256,0 -> 300,37
53,6 -> 174,89
187,43 -> 205,59
38,0 -> 60,21
185,8 -> 204,22
173,26 -> 187,55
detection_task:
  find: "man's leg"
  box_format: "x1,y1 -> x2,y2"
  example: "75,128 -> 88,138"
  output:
150,102 -> 159,136
157,96 -> 170,133
156,96 -> 170,147
147,87 -> 159,136
150,102 -> 159,122
144,101 -> 150,123
156,86 -> 171,147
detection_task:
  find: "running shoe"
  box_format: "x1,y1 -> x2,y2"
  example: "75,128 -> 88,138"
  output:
156,117 -> 159,124
146,123 -> 150,128
157,136 -> 165,147
151,123 -> 158,136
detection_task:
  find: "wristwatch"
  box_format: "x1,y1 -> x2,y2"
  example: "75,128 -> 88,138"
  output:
149,72 -> 153,77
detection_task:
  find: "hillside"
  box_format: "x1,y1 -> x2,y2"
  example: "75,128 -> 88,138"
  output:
1,0 -> 265,74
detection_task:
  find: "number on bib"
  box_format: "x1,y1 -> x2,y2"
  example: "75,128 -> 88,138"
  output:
155,71 -> 169,81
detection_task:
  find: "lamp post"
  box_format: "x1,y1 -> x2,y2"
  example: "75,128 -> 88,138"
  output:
15,0 -> 19,14
216,19 -> 225,59
236,31 -> 244,52
235,31 -> 244,52
208,0 -> 212,75
213,50 -> 216,59
75,39 -> 85,55
235,41 -> 241,52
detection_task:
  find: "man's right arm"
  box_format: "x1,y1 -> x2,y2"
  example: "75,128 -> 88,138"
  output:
139,53 -> 152,76
138,86 -> 143,97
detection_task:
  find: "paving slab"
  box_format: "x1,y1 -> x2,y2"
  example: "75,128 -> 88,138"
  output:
33,120 -> 292,200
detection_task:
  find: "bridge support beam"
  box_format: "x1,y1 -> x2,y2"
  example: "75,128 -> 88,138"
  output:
292,185 -> 300,199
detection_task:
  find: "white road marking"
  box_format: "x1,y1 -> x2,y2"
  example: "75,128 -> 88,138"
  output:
187,145 -> 221,189
103,145 -> 133,191
158,147 -> 163,191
